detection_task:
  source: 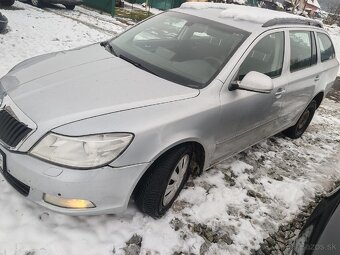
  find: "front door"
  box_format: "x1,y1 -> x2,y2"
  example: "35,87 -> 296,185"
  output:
213,31 -> 287,162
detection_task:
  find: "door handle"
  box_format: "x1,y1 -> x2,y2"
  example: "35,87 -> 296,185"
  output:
314,75 -> 320,82
275,88 -> 286,97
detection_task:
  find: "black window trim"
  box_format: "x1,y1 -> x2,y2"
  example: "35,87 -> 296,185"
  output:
236,30 -> 286,81
289,30 -> 317,73
317,32 -> 336,63
311,31 -> 318,66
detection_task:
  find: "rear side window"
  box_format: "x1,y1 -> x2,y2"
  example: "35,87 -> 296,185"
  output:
237,32 -> 284,80
290,31 -> 317,72
317,33 -> 335,62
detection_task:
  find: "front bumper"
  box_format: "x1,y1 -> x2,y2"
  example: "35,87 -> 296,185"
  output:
0,144 -> 148,215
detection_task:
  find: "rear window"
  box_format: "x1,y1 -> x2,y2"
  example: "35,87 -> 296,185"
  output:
317,33 -> 336,62
290,31 -> 317,72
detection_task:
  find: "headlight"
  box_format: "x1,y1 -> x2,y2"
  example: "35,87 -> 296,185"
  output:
30,133 -> 133,169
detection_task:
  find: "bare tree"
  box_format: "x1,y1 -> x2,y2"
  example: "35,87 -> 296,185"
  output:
323,3 -> 340,26
290,0 -> 302,13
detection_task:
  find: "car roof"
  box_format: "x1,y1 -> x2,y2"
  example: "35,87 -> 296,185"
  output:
174,3 -> 323,34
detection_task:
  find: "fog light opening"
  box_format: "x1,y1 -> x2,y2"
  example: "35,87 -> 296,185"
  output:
43,194 -> 95,209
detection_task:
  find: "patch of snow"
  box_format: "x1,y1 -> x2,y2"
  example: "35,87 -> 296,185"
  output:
276,2 -> 284,9
124,1 -> 163,15
0,3 -> 116,76
233,0 -> 246,5
180,2 -> 310,24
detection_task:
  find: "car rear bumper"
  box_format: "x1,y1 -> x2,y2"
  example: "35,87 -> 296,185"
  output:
44,0 -> 82,5
0,144 -> 149,215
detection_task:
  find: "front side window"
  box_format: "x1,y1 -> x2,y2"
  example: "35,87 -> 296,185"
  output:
317,33 -> 335,62
109,12 -> 250,88
237,32 -> 284,81
290,31 -> 317,72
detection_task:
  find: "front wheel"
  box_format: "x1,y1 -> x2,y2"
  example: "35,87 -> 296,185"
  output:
134,146 -> 192,218
1,0 -> 15,6
283,100 -> 317,139
64,4 -> 75,10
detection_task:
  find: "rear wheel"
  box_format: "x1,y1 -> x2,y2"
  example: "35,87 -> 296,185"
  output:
30,0 -> 43,7
134,146 -> 192,218
283,100 -> 317,139
65,4 -> 75,10
1,0 -> 15,6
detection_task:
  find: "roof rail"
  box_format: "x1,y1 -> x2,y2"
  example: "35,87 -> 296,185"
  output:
262,18 -> 323,28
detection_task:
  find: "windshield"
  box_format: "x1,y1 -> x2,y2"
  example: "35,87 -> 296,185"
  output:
109,11 -> 249,88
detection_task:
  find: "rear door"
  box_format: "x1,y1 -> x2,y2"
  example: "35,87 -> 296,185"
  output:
315,32 -> 339,96
280,30 -> 319,125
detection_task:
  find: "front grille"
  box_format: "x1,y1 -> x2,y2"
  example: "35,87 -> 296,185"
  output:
2,169 -> 30,196
0,110 -> 32,148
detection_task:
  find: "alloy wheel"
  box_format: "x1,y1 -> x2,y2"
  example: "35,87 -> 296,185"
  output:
162,154 -> 190,206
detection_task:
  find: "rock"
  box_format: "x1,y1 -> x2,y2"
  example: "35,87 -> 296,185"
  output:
278,241 -> 286,251
172,200 -> 190,212
271,250 -> 279,255
204,230 -> 217,243
186,181 -> 195,187
200,241 -> 211,255
260,243 -> 271,254
123,244 -> 141,255
126,234 -> 142,247
224,173 -> 236,186
248,177 -> 256,184
256,249 -> 266,255
247,190 -> 257,198
193,224 -> 202,234
171,218 -> 184,231
272,173 -> 284,181
240,212 -> 251,219
220,233 -> 233,245
266,236 -> 275,247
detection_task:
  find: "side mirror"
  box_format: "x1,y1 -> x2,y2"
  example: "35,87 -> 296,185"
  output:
230,71 -> 274,94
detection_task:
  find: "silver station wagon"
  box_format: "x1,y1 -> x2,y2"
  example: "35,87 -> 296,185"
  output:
0,3 -> 338,218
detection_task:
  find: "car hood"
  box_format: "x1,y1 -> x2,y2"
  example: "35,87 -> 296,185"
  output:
0,44 -> 199,129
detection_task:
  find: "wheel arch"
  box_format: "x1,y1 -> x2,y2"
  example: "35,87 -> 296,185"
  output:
313,91 -> 324,109
130,140 -> 206,199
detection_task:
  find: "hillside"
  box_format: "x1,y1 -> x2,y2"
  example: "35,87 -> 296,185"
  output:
318,0 -> 339,11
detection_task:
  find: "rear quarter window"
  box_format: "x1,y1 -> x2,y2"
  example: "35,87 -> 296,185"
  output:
317,33 -> 336,62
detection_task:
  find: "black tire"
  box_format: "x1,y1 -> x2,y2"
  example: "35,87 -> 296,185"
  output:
134,146 -> 192,218
30,0 -> 43,7
1,0 -> 15,6
65,4 -> 75,10
283,100 -> 317,139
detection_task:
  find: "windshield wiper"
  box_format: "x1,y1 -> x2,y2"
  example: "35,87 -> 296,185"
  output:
119,54 -> 158,77
100,41 -> 118,57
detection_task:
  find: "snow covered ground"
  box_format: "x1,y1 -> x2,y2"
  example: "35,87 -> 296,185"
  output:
0,3 -> 340,255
